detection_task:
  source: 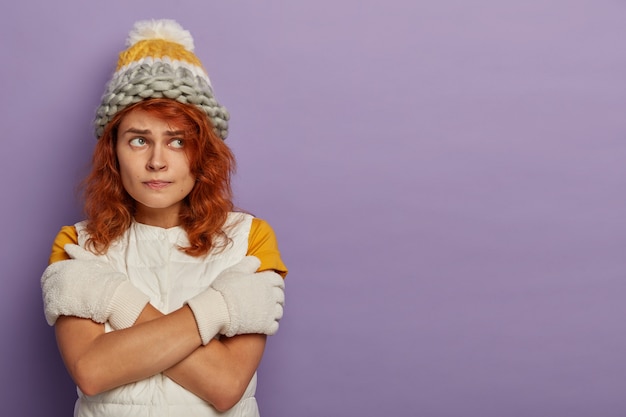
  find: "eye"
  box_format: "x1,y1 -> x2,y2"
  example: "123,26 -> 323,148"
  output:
129,137 -> 147,147
170,138 -> 185,149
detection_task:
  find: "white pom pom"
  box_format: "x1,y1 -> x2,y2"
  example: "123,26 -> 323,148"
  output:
127,19 -> 195,51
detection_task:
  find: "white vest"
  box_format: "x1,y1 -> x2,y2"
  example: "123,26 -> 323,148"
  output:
73,212 -> 260,417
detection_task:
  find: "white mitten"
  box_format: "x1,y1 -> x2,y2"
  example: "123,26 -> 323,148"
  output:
186,256 -> 285,344
41,244 -> 150,329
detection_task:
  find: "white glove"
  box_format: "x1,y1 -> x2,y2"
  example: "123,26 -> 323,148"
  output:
186,256 -> 285,344
41,244 -> 150,329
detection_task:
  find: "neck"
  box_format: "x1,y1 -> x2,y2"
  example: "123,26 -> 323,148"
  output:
134,205 -> 182,229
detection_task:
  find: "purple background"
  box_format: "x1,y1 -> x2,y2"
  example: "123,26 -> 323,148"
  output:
2,1 -> 626,416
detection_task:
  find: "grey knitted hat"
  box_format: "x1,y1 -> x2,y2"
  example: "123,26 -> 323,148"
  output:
94,19 -> 229,139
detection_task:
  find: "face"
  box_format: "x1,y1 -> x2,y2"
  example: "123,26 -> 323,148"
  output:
116,108 -> 196,228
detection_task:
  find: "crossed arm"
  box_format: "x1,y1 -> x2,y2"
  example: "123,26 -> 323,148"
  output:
55,302 -> 266,412
48,219 -> 285,411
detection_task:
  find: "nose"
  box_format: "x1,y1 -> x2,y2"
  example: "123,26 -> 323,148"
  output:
147,147 -> 167,171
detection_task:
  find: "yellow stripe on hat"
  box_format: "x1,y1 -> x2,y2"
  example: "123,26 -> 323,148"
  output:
116,39 -> 204,71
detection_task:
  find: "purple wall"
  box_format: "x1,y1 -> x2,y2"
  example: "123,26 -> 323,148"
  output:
2,1 -> 626,416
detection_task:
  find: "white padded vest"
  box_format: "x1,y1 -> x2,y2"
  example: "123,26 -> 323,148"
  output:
73,212 -> 260,417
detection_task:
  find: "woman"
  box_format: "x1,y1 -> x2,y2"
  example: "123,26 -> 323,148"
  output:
41,19 -> 287,417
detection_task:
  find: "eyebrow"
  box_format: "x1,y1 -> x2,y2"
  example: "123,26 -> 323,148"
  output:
121,128 -> 185,136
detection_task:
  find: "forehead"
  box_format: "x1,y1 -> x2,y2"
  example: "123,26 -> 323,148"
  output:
118,108 -> 183,133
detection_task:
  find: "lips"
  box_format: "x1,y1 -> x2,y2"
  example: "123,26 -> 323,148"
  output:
143,180 -> 171,190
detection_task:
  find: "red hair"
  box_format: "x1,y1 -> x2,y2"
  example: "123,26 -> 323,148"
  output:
82,98 -> 236,257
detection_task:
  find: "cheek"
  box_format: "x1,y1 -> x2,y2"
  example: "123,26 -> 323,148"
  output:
118,172 -> 133,194
116,160 -> 135,190
181,176 -> 196,195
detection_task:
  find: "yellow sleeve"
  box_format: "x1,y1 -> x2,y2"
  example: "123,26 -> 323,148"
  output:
48,225 -> 78,264
248,218 -> 288,278
48,221 -> 289,278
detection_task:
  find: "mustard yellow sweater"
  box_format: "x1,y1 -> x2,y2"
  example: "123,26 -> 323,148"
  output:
49,217 -> 288,277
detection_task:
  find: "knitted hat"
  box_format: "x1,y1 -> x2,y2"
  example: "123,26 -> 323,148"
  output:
94,19 -> 229,139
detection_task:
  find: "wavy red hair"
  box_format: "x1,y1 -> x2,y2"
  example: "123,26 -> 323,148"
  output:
82,98 -> 236,257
